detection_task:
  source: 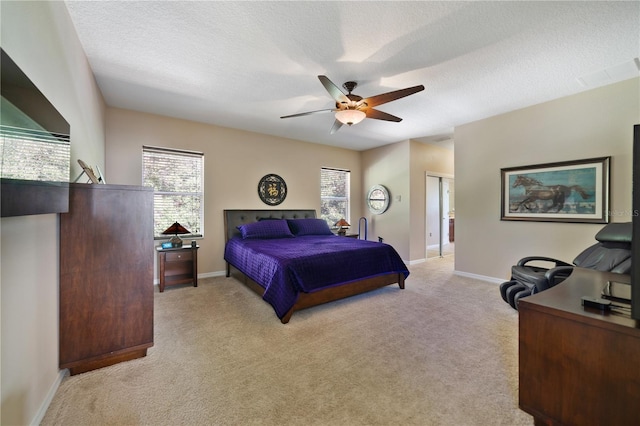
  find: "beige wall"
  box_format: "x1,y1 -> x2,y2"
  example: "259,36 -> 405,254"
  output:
1,2 -> 106,425
455,77 -> 640,281
409,140 -> 455,261
105,108 -> 363,275
359,140 -> 455,262
106,110 -> 455,268
361,141 -> 411,259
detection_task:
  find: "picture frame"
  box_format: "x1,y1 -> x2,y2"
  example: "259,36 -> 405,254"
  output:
366,184 -> 390,215
501,157 -> 610,223
257,173 -> 287,206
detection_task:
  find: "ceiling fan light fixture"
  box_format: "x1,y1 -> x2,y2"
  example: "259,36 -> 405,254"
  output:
335,109 -> 366,126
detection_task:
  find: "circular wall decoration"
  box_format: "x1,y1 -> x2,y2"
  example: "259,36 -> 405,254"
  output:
367,184 -> 390,214
258,174 -> 287,206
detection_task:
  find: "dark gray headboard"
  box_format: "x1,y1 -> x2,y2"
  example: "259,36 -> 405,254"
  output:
223,209 -> 317,241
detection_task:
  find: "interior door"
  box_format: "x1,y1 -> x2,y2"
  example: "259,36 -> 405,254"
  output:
426,174 -> 454,258
426,176 -> 441,253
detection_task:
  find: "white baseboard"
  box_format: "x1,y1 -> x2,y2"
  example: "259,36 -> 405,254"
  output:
199,270 -> 226,279
408,258 -> 426,265
30,369 -> 68,426
453,270 -> 505,285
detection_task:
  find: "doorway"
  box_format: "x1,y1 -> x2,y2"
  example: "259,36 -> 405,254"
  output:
426,174 -> 454,258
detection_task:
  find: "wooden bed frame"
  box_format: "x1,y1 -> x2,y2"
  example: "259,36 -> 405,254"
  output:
223,209 -> 405,324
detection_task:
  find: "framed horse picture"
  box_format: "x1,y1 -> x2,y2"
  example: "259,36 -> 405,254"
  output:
501,157 -> 610,223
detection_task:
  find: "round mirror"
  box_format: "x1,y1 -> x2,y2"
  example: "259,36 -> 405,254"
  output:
367,184 -> 390,214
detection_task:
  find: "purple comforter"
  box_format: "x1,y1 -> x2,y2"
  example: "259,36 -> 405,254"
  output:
224,235 -> 409,319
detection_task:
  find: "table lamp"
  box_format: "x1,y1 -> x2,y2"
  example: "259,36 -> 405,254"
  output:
335,218 -> 350,236
162,222 -> 190,248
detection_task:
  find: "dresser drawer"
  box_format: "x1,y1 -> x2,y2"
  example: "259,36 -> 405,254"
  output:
166,251 -> 193,262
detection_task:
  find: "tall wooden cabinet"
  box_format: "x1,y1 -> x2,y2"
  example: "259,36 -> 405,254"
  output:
60,183 -> 154,375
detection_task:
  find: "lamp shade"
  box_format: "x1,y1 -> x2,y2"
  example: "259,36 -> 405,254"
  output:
335,218 -> 350,228
334,218 -> 350,236
162,222 -> 190,235
335,109 -> 366,126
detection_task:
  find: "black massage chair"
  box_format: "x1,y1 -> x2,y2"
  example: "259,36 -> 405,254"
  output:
500,222 -> 632,310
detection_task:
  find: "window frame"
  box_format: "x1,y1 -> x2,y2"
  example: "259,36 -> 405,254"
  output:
0,124 -> 70,182
320,167 -> 351,228
142,145 -> 204,240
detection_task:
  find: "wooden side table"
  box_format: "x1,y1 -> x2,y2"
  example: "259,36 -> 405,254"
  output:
157,244 -> 198,292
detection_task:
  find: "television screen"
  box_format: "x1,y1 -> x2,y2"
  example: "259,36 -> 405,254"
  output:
632,124 -> 640,321
1,49 -> 71,217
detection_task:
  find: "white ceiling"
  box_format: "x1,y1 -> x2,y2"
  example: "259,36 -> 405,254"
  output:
64,1 -> 639,151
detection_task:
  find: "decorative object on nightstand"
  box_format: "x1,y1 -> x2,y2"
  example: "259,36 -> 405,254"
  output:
162,221 -> 190,248
157,244 -> 199,292
335,218 -> 350,236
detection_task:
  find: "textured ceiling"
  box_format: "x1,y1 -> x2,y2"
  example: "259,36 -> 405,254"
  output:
64,1 -> 639,151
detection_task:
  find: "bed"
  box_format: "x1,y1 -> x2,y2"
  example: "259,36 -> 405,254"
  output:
223,209 -> 409,323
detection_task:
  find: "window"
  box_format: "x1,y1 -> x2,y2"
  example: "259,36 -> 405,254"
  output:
320,167 -> 350,227
142,146 -> 204,238
0,125 -> 70,182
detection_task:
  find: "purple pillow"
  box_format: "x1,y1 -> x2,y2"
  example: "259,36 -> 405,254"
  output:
287,218 -> 333,236
237,219 -> 294,239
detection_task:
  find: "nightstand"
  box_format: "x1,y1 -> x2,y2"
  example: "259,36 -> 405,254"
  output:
338,233 -> 359,238
157,244 -> 198,292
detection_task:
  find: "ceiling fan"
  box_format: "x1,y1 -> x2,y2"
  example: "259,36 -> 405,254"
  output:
280,75 -> 425,134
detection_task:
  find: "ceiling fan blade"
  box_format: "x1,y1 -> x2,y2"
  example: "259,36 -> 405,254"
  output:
330,119 -> 343,134
280,108 -> 335,119
318,75 -> 350,104
361,85 -> 425,108
364,108 -> 403,122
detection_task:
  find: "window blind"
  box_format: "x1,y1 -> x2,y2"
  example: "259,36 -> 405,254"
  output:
142,146 -> 204,238
0,125 -> 70,181
320,167 -> 350,226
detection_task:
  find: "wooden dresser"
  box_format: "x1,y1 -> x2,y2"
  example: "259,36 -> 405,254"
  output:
518,268 -> 640,425
59,183 -> 154,375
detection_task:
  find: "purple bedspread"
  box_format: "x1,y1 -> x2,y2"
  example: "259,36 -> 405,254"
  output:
224,235 -> 409,319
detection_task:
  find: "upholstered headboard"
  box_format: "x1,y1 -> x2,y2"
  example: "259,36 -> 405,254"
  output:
223,209 -> 317,242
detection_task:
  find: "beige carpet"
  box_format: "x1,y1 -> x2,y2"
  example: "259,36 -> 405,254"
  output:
42,256 -> 533,425
427,242 -> 455,259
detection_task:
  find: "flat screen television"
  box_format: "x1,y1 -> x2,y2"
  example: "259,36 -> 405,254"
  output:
1,48 -> 70,217
632,124 -> 640,321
